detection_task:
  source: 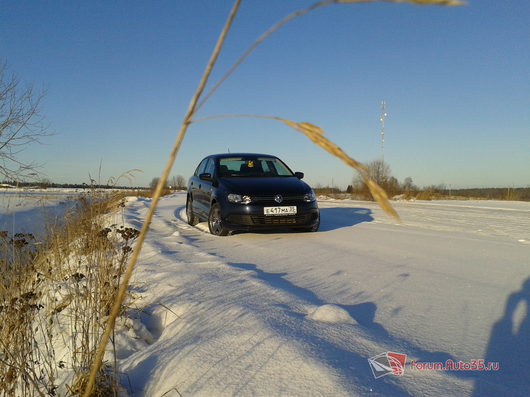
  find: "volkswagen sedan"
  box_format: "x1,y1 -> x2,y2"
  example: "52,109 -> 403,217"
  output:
186,153 -> 320,236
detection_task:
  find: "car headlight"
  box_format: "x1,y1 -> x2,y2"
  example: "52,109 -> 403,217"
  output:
303,191 -> 316,202
227,194 -> 252,204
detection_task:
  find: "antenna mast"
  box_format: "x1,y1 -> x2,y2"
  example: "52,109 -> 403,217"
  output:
379,100 -> 388,163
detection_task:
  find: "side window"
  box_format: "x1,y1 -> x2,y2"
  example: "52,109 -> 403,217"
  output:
194,158 -> 208,176
261,160 -> 278,175
261,160 -> 271,173
204,158 -> 215,175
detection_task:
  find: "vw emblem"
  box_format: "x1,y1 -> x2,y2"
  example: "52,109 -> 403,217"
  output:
274,194 -> 283,204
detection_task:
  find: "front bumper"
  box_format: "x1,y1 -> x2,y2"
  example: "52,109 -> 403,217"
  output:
220,201 -> 319,231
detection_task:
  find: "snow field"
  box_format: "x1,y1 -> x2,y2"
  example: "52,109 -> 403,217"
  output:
113,193 -> 530,396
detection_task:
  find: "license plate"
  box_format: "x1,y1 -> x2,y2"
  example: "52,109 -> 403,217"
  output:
264,206 -> 297,216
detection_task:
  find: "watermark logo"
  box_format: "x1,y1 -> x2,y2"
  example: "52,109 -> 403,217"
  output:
368,351 -> 407,379
409,359 -> 500,372
368,352 -> 500,379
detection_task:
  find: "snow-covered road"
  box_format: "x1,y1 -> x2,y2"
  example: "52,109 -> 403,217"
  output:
116,193 -> 530,396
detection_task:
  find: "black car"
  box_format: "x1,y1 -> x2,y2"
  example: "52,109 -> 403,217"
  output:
186,153 -> 320,236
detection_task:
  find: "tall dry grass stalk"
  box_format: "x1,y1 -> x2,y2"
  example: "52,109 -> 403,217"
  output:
85,0 -> 464,394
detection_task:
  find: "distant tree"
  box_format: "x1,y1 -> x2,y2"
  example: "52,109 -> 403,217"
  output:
402,177 -> 417,192
176,175 -> 186,189
150,177 -> 168,191
346,184 -> 353,194
387,176 -> 400,197
352,160 -> 397,200
367,160 -> 391,186
38,177 -> 51,189
169,174 -> 186,190
0,62 -> 48,180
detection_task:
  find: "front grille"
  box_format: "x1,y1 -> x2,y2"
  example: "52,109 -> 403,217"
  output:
251,213 -> 313,225
227,212 -> 316,226
251,195 -> 306,204
227,214 -> 254,226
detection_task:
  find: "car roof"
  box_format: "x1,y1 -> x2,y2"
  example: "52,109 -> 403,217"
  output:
208,153 -> 279,159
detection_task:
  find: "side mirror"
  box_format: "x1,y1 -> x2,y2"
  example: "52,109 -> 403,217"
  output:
294,172 -> 304,179
199,173 -> 213,181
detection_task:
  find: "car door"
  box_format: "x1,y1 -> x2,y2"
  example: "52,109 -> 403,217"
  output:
189,158 -> 208,217
198,158 -> 216,214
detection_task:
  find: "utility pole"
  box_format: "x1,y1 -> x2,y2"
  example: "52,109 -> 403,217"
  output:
379,100 -> 387,163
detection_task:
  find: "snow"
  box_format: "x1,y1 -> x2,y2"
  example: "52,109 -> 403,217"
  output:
3,190 -> 527,395
306,304 -> 357,324
113,193 -> 530,396
0,188 -> 131,237
0,190 -> 80,237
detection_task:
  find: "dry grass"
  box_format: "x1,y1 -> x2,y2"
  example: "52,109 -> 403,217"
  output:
0,191 -> 139,396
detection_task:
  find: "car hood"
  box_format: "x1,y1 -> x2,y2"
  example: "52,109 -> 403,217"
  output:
220,177 -> 311,195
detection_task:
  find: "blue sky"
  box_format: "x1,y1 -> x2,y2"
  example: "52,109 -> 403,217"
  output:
1,0 -> 528,188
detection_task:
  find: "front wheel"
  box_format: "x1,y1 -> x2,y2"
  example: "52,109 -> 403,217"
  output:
186,197 -> 199,226
208,204 -> 229,236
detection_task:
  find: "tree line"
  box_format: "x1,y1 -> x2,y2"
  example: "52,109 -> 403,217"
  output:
316,160 -> 529,202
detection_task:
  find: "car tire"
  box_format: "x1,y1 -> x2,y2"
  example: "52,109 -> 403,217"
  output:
208,203 -> 229,236
186,197 -> 199,226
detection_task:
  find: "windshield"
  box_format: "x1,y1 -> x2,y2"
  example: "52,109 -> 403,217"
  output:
217,157 -> 294,178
